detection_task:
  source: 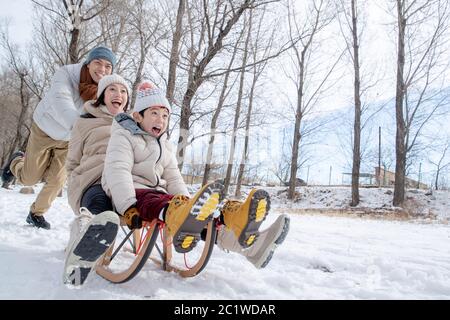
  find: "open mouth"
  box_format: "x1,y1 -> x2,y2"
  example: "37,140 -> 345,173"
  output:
111,101 -> 122,108
151,127 -> 162,136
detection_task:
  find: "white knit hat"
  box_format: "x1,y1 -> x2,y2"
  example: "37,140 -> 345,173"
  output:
134,81 -> 171,114
97,74 -> 130,98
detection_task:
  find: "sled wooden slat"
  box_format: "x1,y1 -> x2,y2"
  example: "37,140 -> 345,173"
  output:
150,220 -> 216,278
96,217 -> 217,283
96,220 -> 159,283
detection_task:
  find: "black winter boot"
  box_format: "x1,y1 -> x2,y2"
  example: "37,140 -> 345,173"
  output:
1,151 -> 24,184
26,212 -> 51,230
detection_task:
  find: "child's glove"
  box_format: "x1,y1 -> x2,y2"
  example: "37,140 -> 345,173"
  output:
123,206 -> 142,229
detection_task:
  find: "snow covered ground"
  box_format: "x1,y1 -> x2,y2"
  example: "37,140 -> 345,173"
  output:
0,184 -> 449,300
269,186 -> 450,221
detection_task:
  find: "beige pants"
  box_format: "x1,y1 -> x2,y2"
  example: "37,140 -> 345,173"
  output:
11,121 -> 68,215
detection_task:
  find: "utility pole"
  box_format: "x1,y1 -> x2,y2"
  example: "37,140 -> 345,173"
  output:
378,126 -> 381,187
306,165 -> 310,185
222,138 -> 227,176
329,165 -> 332,185
418,162 -> 422,189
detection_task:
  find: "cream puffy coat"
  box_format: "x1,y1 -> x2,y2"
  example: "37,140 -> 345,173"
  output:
102,113 -> 189,215
66,101 -> 114,214
33,63 -> 85,141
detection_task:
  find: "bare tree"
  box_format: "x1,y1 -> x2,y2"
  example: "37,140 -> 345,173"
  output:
31,0 -> 112,63
124,0 -> 169,108
166,0 -> 186,105
0,73 -> 29,190
392,0 -> 450,205
0,69 -> 32,170
0,22 -> 42,168
428,139 -> 450,190
201,28 -> 244,186
175,0 -> 259,170
285,0 -> 341,199
272,128 -> 292,185
223,12 -> 252,196
95,0 -> 134,66
0,21 -> 47,100
235,9 -> 273,197
346,0 -> 362,205
336,0 -> 388,205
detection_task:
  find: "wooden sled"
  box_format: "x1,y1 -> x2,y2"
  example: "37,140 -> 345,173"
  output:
96,218 -> 217,283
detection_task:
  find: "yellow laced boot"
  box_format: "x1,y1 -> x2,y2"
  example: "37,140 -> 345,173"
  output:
221,189 -> 270,248
165,181 -> 224,253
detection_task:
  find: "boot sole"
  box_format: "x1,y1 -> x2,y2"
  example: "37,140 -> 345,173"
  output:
63,212 -> 119,286
259,215 -> 290,269
173,181 -> 224,254
239,189 -> 271,248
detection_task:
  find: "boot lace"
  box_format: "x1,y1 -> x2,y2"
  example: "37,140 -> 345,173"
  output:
169,195 -> 190,209
221,200 -> 241,214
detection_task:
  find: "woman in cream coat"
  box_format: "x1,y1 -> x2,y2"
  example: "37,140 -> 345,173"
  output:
64,74 -> 129,258
66,74 -> 130,215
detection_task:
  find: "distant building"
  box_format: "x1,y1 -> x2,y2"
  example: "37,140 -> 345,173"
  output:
341,167 -> 428,189
375,167 -> 428,189
341,172 -> 376,186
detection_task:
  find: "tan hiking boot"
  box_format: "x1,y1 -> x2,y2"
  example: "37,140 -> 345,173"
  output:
221,189 -> 271,248
217,214 -> 290,268
165,181 -> 224,253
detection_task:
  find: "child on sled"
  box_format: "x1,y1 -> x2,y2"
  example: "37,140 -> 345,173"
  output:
64,81 -> 289,286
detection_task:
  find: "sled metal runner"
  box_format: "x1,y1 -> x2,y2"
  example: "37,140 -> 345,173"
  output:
96,217 -> 217,283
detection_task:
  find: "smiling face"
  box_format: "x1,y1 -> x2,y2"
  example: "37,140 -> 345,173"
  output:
104,83 -> 128,115
86,58 -> 113,83
133,106 -> 169,138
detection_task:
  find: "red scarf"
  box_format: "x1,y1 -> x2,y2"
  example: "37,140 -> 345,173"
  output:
79,64 -> 98,102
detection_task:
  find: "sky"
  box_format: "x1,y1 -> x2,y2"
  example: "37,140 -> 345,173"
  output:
0,183 -> 449,299
0,0 -> 33,45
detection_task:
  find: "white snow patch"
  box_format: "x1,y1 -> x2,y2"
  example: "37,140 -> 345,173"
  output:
0,183 -> 449,299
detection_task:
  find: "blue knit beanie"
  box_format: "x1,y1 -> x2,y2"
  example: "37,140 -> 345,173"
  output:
84,46 -> 117,70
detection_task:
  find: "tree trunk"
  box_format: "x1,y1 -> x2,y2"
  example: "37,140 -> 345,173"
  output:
434,169 -> 439,190
202,131 -> 216,186
235,12 -> 254,197
130,38 -> 147,109
202,26 -> 244,186
235,68 -> 257,197
2,73 -> 30,189
223,18 -> 250,197
176,1 -> 254,169
166,0 -> 185,105
10,75 -> 30,155
288,53 -> 305,200
202,53 -> 239,186
350,0 -> 361,207
68,28 -> 80,64
393,0 -> 406,206
235,101 -> 252,197
63,0 -> 81,64
177,89 -> 194,170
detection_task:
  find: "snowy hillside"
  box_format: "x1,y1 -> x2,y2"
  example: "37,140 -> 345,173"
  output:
0,184 -> 449,299
268,186 -> 450,222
